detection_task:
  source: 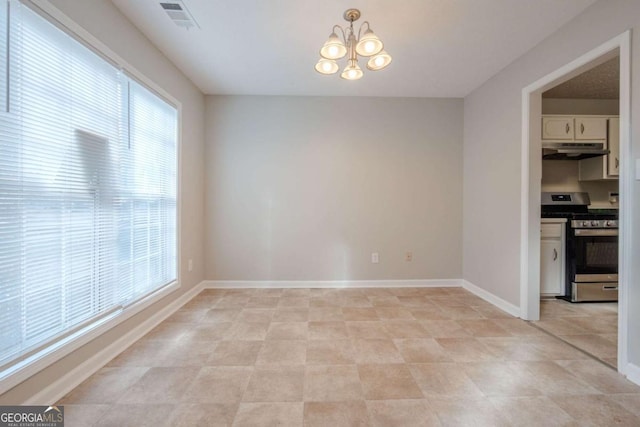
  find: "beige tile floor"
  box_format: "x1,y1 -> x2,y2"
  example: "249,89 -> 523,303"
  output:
535,299 -> 618,368
58,287 -> 640,426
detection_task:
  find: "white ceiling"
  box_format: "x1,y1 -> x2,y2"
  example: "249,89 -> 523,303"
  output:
110,0 -> 598,98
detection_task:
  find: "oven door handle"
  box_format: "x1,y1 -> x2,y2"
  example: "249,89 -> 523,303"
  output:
574,229 -> 618,237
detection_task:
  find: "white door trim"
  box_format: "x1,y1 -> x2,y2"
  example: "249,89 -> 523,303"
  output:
520,31 -> 631,375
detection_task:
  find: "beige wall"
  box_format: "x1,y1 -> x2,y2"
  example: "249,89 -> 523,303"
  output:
0,0 -> 205,403
205,96 -> 463,281
463,0 -> 640,367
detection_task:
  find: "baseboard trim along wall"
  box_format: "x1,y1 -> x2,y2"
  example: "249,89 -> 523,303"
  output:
461,280 -> 522,318
203,279 -> 463,289
625,362 -> 640,387
205,279 -> 522,319
25,281 -> 206,405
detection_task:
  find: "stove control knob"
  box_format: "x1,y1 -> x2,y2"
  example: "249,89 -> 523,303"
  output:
592,220 -> 599,227
583,221 -> 590,227
606,220 -> 614,227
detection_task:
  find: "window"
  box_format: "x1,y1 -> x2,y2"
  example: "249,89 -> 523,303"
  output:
0,1 -> 177,373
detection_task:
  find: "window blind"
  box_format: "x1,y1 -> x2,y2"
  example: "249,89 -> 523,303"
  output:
0,1 -> 177,369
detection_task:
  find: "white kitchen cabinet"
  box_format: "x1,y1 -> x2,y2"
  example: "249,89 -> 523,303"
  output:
574,117 -> 607,140
540,239 -> 563,295
542,115 -> 607,141
540,220 -> 565,296
542,117 -> 573,140
579,117 -> 619,180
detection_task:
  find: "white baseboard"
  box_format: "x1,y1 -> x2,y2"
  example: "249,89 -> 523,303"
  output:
461,280 -> 521,318
203,279 -> 463,289
25,281 -> 206,405
625,362 -> 640,387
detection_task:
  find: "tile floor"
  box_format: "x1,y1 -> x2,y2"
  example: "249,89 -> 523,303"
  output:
58,287 -> 640,426
535,299 -> 618,368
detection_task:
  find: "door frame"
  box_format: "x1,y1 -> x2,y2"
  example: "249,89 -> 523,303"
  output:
519,31 -> 631,374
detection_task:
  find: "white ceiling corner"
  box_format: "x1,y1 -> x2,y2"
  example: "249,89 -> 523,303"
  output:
110,0 -> 598,98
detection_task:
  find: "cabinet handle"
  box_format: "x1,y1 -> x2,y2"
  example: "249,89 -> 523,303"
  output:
553,248 -> 558,261
615,157 -> 619,169
566,123 -> 570,134
580,123 -> 584,134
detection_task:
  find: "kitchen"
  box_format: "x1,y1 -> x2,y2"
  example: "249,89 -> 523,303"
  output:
536,56 -> 620,368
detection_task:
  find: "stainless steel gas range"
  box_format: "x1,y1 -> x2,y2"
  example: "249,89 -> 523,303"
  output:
541,192 -> 618,302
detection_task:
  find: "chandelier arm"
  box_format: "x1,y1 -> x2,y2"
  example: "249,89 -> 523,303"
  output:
357,21 -> 371,40
333,25 -> 347,44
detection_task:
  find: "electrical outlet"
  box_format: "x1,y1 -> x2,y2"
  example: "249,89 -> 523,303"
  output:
405,251 -> 413,262
371,252 -> 379,264
188,259 -> 193,272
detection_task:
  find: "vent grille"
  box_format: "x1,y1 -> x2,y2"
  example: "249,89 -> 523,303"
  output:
160,2 -> 182,11
159,1 -> 199,30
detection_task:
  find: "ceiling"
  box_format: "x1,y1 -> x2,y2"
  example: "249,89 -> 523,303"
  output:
110,0 -> 598,98
543,57 -> 619,99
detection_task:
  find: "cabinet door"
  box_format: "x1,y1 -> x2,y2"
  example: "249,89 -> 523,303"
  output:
542,117 -> 573,140
575,117 -> 607,140
607,118 -> 620,177
540,239 -> 563,295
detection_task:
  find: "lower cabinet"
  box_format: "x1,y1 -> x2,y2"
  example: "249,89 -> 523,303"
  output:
540,222 -> 565,296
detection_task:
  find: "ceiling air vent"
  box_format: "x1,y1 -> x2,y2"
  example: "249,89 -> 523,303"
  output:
160,1 -> 199,30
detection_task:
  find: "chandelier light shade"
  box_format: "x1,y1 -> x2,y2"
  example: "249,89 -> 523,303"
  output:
341,59 -> 363,80
355,29 -> 383,57
320,32 -> 347,60
367,50 -> 392,71
315,9 -> 392,80
315,59 -> 339,75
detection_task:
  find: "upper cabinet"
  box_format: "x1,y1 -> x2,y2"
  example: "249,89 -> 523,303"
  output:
574,117 -> 607,140
607,118 -> 620,177
542,116 -> 607,141
579,117 -> 619,181
541,115 -> 617,181
542,117 -> 574,140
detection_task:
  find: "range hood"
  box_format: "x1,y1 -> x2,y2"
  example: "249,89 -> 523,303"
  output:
542,142 -> 609,160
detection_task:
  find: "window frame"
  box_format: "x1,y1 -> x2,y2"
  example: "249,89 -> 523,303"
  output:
0,0 -> 182,395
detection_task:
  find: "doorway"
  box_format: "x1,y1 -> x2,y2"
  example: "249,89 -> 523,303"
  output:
536,56 -> 620,368
520,31 -> 631,374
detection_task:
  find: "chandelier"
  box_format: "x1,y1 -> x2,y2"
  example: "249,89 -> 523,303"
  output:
315,9 -> 392,80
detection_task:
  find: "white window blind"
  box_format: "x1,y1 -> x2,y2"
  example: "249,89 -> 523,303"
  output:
0,1 -> 177,369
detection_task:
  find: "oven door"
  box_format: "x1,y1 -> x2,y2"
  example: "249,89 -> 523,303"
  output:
572,229 -> 618,282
